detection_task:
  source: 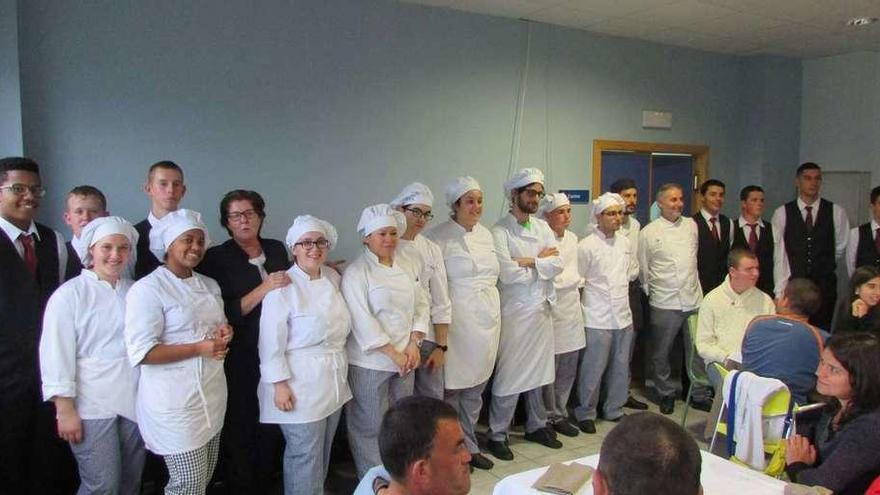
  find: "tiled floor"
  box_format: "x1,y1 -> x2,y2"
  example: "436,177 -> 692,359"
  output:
466,391 -> 713,495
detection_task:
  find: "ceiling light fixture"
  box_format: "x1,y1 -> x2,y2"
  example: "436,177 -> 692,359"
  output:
846,16 -> 878,27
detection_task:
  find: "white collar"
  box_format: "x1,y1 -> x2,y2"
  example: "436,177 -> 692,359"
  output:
0,215 -> 39,242
658,214 -> 682,226
147,211 -> 161,227
871,219 -> 880,232
797,197 -> 820,210
737,216 -> 765,228
700,208 -> 720,223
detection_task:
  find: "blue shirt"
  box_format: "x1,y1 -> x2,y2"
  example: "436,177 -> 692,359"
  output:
741,316 -> 826,404
353,465 -> 391,495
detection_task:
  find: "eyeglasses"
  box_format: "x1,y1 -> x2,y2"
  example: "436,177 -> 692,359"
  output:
0,184 -> 47,197
227,209 -> 259,222
601,210 -> 624,217
520,188 -> 546,200
404,207 -> 434,221
295,239 -> 330,250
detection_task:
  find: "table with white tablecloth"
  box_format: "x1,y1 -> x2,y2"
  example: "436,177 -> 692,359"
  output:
493,450 -> 787,495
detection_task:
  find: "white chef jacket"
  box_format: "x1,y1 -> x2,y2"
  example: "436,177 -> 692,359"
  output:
125,266 -> 228,456
342,247 -> 430,373
551,230 -> 586,353
638,215 -> 702,311
40,270 -> 139,421
696,275 -> 775,365
619,215 -> 641,282
395,234 -> 453,343
771,197 -> 849,297
425,220 -> 501,390
258,264 -> 352,424
578,229 -> 636,330
491,213 -> 564,396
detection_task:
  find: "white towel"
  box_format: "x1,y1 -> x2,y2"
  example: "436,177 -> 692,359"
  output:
722,370 -> 787,470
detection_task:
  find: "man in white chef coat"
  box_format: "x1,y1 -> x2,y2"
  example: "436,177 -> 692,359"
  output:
486,167 -> 564,461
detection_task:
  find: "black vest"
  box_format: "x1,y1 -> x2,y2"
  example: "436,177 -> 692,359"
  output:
854,222 -> 880,270
0,223 -> 61,394
783,199 -> 836,278
694,213 -> 731,293
64,240 -> 83,279
732,220 -> 775,296
134,219 -> 162,280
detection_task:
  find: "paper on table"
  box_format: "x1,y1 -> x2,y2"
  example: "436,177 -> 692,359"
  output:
531,462 -> 593,495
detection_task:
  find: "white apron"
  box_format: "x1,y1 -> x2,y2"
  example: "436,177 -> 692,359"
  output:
551,230 -> 586,354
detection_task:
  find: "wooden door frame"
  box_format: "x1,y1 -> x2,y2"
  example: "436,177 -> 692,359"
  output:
592,139 -> 710,214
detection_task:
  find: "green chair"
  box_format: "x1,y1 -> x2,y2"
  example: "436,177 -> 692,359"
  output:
681,313 -> 711,427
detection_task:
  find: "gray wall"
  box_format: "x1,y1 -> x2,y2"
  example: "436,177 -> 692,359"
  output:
15,0 -> 803,259
0,0 -> 22,155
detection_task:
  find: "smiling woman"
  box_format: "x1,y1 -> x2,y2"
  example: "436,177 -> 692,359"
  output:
833,265 -> 880,337
196,189 -> 290,493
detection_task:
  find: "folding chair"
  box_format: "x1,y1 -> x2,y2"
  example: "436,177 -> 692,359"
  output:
681,313 -> 710,427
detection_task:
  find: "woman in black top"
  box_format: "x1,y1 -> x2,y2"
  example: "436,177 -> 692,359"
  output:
198,189 -> 291,493
785,333 -> 880,495
832,265 -> 880,336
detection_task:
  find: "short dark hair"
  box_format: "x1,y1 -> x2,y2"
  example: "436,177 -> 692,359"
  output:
219,189 -> 266,236
783,278 -> 821,317
609,178 -> 637,194
147,160 -> 184,180
378,396 -> 459,481
870,186 -> 880,204
740,185 -> 764,201
796,162 -> 821,176
0,157 -> 40,183
848,265 -> 880,304
699,179 -> 725,196
727,247 -> 757,269
67,185 -> 107,211
597,413 -> 701,495
825,333 -> 880,426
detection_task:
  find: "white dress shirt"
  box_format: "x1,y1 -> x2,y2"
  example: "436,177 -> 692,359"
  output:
695,275 -> 775,364
699,209 -> 735,246
846,218 -> 880,276
258,265 -> 352,424
578,229 -> 636,329
737,216 -> 767,242
342,247 -> 429,373
639,215 -> 702,311
425,220 -> 501,390
125,266 -> 228,455
40,270 -> 139,421
771,197 -> 849,296
551,230 -> 586,353
0,215 -> 69,281
395,234 -> 453,343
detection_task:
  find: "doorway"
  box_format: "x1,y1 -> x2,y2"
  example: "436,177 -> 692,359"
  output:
592,140 -> 710,222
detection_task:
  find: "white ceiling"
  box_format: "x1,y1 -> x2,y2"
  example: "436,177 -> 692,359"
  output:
399,0 -> 880,58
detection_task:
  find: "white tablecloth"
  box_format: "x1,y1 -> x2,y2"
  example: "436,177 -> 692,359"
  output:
493,450 -> 787,495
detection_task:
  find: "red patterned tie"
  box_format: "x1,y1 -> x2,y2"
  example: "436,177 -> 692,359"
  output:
19,233 -> 37,276
748,224 -> 758,252
710,217 -> 719,241
804,206 -> 814,232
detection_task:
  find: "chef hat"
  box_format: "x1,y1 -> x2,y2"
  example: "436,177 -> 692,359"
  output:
538,192 -> 571,217
76,216 -> 139,267
149,209 -> 211,260
444,176 -> 482,207
503,167 -> 545,195
357,204 -> 407,238
285,214 -> 338,252
390,182 -> 434,208
587,192 -> 626,231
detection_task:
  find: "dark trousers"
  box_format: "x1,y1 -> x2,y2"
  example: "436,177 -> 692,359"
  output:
0,388 -> 78,494
808,272 -> 837,331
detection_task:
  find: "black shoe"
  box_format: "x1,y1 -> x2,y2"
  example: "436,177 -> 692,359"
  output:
469,453 -> 494,470
624,396 -> 649,410
660,396 -> 675,415
605,413 -> 626,423
577,419 -> 597,434
689,397 -> 713,412
524,428 -> 563,449
486,439 -> 514,461
551,419 -> 580,437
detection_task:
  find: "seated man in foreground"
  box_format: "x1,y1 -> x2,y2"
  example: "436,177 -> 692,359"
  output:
593,412 -> 702,495
354,396 -> 471,495
740,278 -> 827,404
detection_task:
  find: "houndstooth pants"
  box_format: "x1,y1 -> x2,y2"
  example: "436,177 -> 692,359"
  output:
163,434 -> 221,495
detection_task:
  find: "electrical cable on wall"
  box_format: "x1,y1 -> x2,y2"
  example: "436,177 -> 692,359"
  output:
501,20 -> 533,216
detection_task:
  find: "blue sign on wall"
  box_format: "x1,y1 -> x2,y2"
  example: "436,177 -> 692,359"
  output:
558,189 -> 590,204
